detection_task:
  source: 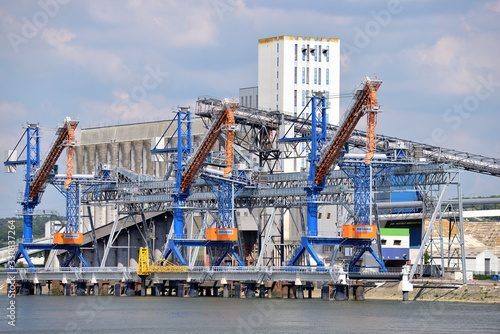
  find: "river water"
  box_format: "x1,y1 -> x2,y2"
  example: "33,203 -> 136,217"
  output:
1,295 -> 499,333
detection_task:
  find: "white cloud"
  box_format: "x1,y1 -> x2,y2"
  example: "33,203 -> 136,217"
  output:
40,27 -> 131,82
79,92 -> 189,129
42,28 -> 75,48
84,0 -> 221,47
0,101 -> 26,120
484,0 -> 500,13
403,33 -> 500,94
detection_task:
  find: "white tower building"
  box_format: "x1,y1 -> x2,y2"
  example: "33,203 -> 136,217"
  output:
257,36 -> 340,125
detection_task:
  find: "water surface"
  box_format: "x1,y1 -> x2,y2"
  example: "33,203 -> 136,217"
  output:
1,295 -> 499,333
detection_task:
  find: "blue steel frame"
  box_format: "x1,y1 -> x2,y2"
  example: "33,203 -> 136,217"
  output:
65,183 -> 80,233
204,177 -> 246,229
281,96 -> 330,266
341,161 -> 393,225
281,97 -> 388,270
4,124 -> 88,268
158,109 -> 245,266
4,126 -> 41,243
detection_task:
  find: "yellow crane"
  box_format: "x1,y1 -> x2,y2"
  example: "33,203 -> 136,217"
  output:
137,247 -> 187,276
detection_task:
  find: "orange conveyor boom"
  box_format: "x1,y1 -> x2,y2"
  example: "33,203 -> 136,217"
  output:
314,79 -> 381,187
223,105 -> 235,177
180,103 -> 237,193
29,119 -> 78,201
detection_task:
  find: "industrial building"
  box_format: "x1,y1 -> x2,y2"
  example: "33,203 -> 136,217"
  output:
2,35 -> 500,299
257,36 -> 340,125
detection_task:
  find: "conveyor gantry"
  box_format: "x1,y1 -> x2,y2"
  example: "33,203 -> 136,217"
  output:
315,78 -> 381,187
180,102 -> 237,193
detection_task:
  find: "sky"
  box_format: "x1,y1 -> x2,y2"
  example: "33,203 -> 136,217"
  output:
0,0 -> 499,217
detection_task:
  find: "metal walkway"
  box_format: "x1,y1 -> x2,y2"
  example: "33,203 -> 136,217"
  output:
0,266 -> 402,283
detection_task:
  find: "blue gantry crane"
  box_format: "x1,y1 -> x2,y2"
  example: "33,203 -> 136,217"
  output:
281,78 -> 388,271
151,104 -> 253,266
4,119 -> 87,268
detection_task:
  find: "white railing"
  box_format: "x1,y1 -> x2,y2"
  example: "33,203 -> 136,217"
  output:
299,231 -> 341,238
0,266 -> 404,275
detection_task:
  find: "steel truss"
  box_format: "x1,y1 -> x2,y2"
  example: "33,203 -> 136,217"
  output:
409,170 -> 467,284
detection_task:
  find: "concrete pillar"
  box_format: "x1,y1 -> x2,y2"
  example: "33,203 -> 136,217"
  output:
131,141 -> 143,173
35,283 -> 42,295
101,281 -> 110,295
321,285 -> 330,301
399,265 -> 414,301
84,145 -> 96,174
153,283 -> 162,296
334,285 -> 346,301
94,283 -> 99,296
114,282 -> 121,296
297,285 -> 304,299
188,283 -> 199,298
65,283 -> 72,296
140,276 -> 147,296
76,281 -> 87,296
223,284 -> 230,298
96,143 -> 107,167
259,285 -> 266,298
108,143 -> 119,166
234,283 -> 242,298
245,282 -> 256,298
125,281 -> 136,296
143,139 -> 154,175
355,286 -> 365,301
75,146 -> 85,174
119,142 -> 131,169
177,283 -> 186,297
206,287 -> 212,297
157,161 -> 167,179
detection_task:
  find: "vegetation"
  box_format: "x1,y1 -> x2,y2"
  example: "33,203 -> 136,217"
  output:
460,195 -> 500,222
0,216 -> 65,248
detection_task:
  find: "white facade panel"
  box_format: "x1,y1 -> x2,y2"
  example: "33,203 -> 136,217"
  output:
258,36 -> 340,125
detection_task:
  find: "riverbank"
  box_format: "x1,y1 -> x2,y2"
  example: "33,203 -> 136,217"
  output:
364,279 -> 500,303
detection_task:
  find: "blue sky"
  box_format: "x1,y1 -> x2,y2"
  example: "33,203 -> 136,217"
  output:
0,0 -> 499,217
